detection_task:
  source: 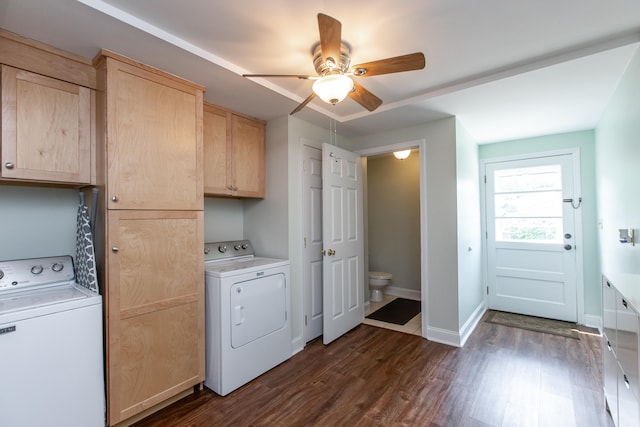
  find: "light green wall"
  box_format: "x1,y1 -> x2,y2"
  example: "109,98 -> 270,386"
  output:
367,152 -> 421,292
478,129 -> 599,317
0,185 -> 79,260
596,47 -> 640,278
455,120 -> 483,327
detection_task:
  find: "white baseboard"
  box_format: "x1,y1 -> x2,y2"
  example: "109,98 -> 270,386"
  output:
584,314 -> 601,332
459,302 -> 487,347
291,335 -> 304,356
426,326 -> 461,347
426,302 -> 486,348
384,286 -> 421,300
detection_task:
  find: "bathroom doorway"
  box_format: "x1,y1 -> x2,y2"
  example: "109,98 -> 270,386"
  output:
302,139 -> 428,342
362,147 -> 422,335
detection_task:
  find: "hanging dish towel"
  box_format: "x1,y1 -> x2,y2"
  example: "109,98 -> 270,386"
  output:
76,191 -> 99,293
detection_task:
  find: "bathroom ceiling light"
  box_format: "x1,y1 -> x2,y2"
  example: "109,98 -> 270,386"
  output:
312,74 -> 354,105
393,150 -> 411,160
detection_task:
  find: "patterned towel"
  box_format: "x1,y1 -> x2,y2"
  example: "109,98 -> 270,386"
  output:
76,192 -> 99,293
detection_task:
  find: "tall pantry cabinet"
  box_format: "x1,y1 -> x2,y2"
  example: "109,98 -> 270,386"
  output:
93,50 -> 205,426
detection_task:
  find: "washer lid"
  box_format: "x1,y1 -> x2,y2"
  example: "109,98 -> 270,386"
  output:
0,285 -> 89,314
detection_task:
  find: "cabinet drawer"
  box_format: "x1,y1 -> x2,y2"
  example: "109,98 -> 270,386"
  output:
617,293 -> 639,398
604,278 -> 617,354
604,335 -> 619,426
619,363 -> 640,427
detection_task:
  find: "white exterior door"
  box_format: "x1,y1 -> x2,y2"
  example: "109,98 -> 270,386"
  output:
322,143 -> 365,345
302,144 -> 324,342
485,154 -> 579,322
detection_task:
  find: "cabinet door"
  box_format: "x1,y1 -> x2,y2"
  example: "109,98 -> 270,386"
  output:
617,293 -> 639,399
603,335 -> 619,426
619,363 -> 640,427
203,103 -> 230,195
1,65 -> 92,184
106,58 -> 203,210
105,210 -> 204,425
231,114 -> 265,198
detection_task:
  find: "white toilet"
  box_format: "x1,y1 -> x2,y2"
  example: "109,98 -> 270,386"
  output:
368,271 -> 392,302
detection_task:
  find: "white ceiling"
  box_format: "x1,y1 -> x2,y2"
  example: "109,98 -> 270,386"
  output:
1,0 -> 639,143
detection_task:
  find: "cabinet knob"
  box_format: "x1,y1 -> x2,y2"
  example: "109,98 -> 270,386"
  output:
4,162 -> 14,169
111,196 -> 118,202
112,247 -> 119,252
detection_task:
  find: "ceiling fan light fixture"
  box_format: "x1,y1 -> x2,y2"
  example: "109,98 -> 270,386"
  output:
312,74 -> 354,105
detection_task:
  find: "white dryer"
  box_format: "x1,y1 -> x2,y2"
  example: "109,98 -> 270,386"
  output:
204,240 -> 291,396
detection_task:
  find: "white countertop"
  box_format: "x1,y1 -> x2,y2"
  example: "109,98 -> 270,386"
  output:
605,272 -> 640,314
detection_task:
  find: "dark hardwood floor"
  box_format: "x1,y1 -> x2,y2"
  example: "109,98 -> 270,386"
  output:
133,311 -> 613,427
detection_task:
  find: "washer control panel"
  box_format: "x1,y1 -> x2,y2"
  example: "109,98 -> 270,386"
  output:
204,240 -> 254,262
0,255 -> 75,293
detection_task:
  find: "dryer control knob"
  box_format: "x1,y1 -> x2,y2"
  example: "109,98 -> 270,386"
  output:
241,244 -> 248,250
218,245 -> 228,253
31,265 -> 44,275
0,269 -> 4,280
234,244 -> 241,250
51,263 -> 64,272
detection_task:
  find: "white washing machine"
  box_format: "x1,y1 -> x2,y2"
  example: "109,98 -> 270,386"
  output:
0,255 -> 105,427
204,240 -> 291,396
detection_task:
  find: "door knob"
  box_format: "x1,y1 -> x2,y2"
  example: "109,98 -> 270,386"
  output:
564,244 -> 572,250
328,249 -> 336,256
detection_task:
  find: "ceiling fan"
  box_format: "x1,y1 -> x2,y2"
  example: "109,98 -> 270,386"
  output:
242,13 -> 426,115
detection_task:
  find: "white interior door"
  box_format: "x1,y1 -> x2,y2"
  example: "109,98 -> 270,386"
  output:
302,144 -> 323,342
322,143 -> 364,345
486,154 -> 579,322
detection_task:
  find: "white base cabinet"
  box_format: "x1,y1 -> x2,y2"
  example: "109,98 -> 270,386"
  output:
603,274 -> 640,426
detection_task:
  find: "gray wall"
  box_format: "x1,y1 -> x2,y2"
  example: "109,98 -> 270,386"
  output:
349,117 -> 466,334
596,47 -> 640,278
367,152 -> 421,292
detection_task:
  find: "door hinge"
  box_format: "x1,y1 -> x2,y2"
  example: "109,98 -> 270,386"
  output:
486,286 -> 489,295
304,315 -> 308,326
485,231 -> 488,239
304,237 -> 307,248
484,175 -> 487,184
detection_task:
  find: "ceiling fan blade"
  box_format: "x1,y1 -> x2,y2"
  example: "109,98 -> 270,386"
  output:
350,52 -> 426,77
349,81 -> 382,112
290,92 -> 316,115
243,74 -> 314,79
318,13 -> 341,67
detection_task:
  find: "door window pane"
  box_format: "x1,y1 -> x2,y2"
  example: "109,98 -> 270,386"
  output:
494,164 -> 563,243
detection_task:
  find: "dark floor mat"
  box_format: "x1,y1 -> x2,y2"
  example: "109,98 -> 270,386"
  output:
366,298 -> 421,325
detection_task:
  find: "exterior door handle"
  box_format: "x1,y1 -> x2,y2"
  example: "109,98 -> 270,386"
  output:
564,244 -> 572,251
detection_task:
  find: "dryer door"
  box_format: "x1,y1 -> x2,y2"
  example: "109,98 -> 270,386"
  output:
230,272 -> 286,348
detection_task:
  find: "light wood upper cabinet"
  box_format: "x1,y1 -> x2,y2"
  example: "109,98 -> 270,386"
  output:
203,102 -> 265,198
96,52 -> 204,210
1,64 -> 93,185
